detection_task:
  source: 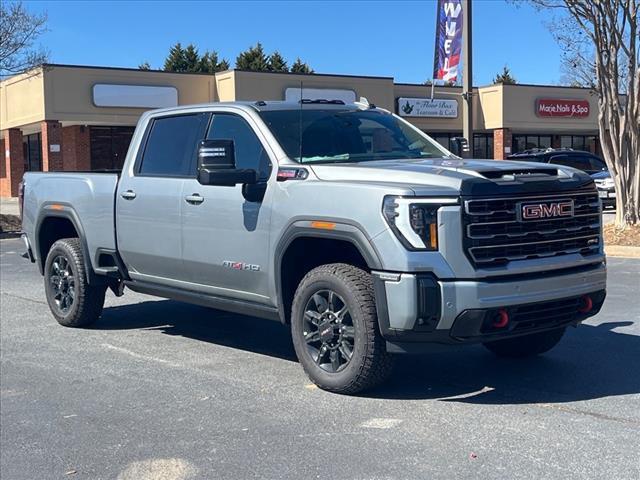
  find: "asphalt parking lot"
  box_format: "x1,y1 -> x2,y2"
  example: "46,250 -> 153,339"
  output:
1,237 -> 639,480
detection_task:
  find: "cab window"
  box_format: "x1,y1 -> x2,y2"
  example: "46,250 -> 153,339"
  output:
139,113 -> 209,177
206,113 -> 271,180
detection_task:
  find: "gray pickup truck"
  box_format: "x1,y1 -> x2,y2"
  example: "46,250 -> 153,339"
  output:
21,100 -> 607,394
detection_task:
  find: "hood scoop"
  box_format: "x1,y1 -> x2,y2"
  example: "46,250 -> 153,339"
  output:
477,168 -> 559,180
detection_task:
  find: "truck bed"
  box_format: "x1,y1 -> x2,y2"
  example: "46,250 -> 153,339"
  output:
21,171 -> 119,271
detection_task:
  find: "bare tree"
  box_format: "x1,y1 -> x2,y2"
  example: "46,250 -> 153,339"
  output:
526,0 -> 639,227
0,1 -> 48,77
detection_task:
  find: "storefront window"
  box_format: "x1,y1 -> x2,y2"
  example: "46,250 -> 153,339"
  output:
90,126 -> 135,170
558,134 -> 599,154
513,135 -> 553,153
473,133 -> 493,159
22,133 -> 42,171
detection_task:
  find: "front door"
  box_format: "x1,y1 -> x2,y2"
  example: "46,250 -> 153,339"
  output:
116,113 -> 210,285
181,112 -> 275,304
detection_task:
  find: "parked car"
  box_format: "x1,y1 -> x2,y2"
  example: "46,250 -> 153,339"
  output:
508,148 -> 607,175
592,170 -> 616,209
20,101 -> 607,394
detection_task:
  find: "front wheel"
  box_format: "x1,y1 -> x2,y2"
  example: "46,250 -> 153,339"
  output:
44,238 -> 106,328
291,263 -> 393,394
483,327 -> 566,358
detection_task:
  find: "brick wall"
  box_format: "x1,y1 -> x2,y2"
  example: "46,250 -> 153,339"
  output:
41,120 -> 64,171
493,128 -> 512,160
1,129 -> 25,197
62,125 -> 91,171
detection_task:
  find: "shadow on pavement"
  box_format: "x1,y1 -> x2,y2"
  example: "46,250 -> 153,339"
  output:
96,300 -> 639,404
97,299 -> 297,362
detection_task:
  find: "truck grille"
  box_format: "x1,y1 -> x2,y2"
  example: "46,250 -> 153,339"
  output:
463,190 -> 601,268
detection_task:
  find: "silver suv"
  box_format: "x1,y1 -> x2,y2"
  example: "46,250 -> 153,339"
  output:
21,101 -> 607,394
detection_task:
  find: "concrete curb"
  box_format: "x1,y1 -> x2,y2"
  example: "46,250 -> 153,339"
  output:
605,245 -> 640,258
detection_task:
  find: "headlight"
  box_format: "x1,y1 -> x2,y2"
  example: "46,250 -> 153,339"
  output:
382,196 -> 457,251
601,178 -> 615,189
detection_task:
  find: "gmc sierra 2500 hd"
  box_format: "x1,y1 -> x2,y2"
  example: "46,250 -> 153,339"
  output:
21,100 -> 606,394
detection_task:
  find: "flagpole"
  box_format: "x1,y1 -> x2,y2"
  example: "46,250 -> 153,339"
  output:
462,0 -> 473,158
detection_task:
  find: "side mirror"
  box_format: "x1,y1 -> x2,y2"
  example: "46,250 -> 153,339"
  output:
197,139 -> 257,186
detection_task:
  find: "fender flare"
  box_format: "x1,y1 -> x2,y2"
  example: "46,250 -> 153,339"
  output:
273,218 -> 384,323
34,203 -> 97,284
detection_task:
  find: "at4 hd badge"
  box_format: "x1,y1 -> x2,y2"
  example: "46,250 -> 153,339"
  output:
223,260 -> 261,272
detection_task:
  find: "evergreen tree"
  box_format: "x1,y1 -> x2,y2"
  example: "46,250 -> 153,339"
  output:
184,44 -> 200,72
493,65 -> 517,84
267,51 -> 288,72
163,42 -> 188,72
235,43 -> 269,71
290,58 -> 314,74
138,61 -> 151,70
198,50 -> 230,73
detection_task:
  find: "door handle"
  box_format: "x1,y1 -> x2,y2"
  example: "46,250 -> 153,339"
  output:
121,190 -> 136,200
185,194 -> 204,205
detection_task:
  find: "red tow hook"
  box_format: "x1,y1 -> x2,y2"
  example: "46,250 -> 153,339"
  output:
578,295 -> 593,313
492,309 -> 510,328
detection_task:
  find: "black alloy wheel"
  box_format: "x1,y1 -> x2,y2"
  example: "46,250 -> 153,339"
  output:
302,289 -> 355,373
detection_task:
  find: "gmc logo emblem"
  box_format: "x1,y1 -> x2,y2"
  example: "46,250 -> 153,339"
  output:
519,200 -> 574,220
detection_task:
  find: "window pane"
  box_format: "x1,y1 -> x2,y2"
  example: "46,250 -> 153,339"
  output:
140,114 -> 208,176
572,136 -> 585,151
560,136 -> 572,148
587,155 -> 606,171
207,114 -> 270,178
539,136 -> 551,149
526,136 -> 538,150
512,135 -> 525,153
473,134 -> 490,158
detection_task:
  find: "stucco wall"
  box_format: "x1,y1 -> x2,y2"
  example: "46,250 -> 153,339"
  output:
41,65 -> 216,126
0,71 -> 45,130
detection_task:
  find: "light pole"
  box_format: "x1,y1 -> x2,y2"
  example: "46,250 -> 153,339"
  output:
462,0 -> 473,158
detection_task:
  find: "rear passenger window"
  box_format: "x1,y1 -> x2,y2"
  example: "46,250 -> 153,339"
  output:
139,114 -> 209,176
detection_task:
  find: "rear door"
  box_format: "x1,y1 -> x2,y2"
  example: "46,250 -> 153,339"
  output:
180,111 -> 275,303
116,113 -> 210,285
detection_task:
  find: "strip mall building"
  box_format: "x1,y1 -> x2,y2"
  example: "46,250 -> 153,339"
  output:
1,63 -> 602,197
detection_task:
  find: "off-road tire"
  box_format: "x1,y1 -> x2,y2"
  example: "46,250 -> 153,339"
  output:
483,327 -> 566,358
44,238 -> 106,328
291,263 -> 394,394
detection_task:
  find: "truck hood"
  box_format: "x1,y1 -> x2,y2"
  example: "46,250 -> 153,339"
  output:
309,157 -> 593,197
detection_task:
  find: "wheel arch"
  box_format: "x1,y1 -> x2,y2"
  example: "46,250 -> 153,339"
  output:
35,204 -> 96,284
274,220 -> 383,324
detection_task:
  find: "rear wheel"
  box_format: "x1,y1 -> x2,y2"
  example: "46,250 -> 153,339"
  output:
483,327 -> 566,358
44,238 -> 106,328
291,263 -> 393,394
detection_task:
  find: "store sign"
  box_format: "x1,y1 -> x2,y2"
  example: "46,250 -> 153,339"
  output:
93,84 -> 178,108
397,97 -> 458,118
536,98 -> 590,118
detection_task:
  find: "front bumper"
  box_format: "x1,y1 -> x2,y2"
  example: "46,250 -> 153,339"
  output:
372,262 -> 607,353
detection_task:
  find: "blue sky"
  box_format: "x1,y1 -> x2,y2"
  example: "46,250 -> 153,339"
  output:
25,0 -> 562,86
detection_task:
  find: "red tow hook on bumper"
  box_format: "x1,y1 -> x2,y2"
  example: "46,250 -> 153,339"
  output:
578,295 -> 593,313
492,309 -> 510,328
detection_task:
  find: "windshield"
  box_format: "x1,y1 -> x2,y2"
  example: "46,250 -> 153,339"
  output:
259,108 -> 454,164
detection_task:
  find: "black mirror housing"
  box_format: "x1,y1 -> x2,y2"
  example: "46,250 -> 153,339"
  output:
198,139 -> 235,170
